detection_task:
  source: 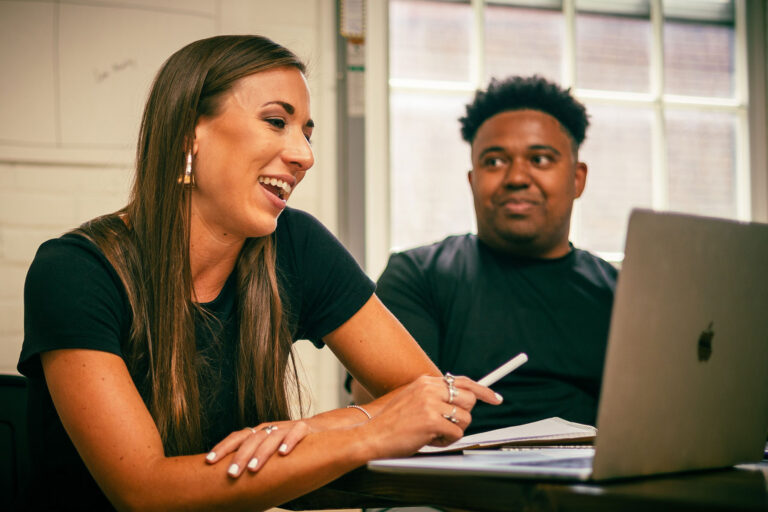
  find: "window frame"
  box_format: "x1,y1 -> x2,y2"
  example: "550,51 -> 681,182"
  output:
363,0 -> 765,275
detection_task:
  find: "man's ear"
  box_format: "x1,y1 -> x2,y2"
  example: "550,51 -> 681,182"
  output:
573,162 -> 587,199
467,169 -> 474,189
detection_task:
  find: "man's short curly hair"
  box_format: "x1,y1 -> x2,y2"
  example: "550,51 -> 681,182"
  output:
459,75 -> 589,149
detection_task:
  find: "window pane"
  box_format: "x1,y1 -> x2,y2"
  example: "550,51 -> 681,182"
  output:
575,12 -> 651,93
386,0 -> 746,261
663,21 -> 735,97
666,110 -> 737,218
390,91 -> 474,250
390,0 -> 472,82
484,5 -> 563,83
577,104 -> 654,253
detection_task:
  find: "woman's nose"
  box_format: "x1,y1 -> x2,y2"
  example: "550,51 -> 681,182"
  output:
283,130 -> 314,171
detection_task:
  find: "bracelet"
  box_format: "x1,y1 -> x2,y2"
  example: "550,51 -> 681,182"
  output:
347,404 -> 372,420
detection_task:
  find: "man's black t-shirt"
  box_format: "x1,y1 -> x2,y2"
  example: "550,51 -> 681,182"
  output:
17,207 -> 375,510
376,234 -> 617,434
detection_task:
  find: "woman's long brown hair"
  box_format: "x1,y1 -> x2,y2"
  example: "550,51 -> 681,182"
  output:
73,35 -> 305,455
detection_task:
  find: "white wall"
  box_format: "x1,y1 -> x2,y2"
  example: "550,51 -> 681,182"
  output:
0,0 -> 343,414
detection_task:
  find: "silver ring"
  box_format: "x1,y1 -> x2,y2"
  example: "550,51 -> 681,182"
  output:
442,406 -> 459,424
443,372 -> 457,404
249,427 -> 257,435
262,425 -> 278,435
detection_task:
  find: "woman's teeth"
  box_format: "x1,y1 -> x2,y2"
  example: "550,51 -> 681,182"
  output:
258,176 -> 292,199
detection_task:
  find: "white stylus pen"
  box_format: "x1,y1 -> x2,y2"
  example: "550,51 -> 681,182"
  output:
477,352 -> 528,387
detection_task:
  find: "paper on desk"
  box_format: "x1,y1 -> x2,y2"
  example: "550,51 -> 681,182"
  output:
419,417 -> 597,454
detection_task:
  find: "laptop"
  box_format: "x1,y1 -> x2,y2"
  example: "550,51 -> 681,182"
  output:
369,209 -> 768,481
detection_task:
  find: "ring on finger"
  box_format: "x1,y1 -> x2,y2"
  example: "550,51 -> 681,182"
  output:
262,425 -> 278,435
448,386 -> 459,404
442,406 -> 459,424
249,427 -> 257,435
443,372 -> 457,404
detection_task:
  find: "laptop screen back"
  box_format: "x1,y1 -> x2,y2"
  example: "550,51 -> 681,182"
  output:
592,209 -> 768,480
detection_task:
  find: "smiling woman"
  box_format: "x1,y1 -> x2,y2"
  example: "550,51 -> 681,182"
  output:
16,35 -> 501,511
192,67 -> 314,243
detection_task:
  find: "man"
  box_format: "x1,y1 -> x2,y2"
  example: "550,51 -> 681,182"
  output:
351,76 -> 617,435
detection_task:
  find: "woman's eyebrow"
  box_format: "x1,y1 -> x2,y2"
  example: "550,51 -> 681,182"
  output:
261,100 -> 313,128
262,100 -> 294,114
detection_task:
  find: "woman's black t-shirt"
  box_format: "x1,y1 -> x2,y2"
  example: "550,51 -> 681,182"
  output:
17,207 -> 375,510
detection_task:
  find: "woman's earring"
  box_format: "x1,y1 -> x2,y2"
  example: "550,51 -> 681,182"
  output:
180,150 -> 195,187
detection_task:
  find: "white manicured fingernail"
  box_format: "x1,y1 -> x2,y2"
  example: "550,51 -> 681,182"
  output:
228,463 -> 240,477
278,443 -> 288,454
205,451 -> 216,462
495,392 -> 503,403
247,457 -> 259,470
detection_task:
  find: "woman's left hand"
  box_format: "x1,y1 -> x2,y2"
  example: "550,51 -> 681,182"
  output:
204,419 -> 311,477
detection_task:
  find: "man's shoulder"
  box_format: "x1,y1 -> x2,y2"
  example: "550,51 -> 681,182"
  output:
571,247 -> 619,282
397,233 -> 478,260
572,247 -> 617,268
390,234 -> 480,271
377,235 -> 479,313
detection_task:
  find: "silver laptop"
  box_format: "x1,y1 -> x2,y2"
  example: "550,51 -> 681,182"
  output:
369,209 -> 768,481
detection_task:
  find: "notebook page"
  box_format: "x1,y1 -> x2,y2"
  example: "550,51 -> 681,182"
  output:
419,417 -> 597,454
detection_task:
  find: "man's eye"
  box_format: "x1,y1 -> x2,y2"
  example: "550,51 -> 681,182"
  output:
484,157 -> 506,167
532,155 -> 553,166
266,118 -> 286,129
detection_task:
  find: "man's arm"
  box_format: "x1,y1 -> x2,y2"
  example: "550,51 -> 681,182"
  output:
375,251 -> 443,362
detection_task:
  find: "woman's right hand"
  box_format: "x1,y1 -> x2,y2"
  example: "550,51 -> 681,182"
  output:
205,419 -> 312,477
360,374 -> 502,459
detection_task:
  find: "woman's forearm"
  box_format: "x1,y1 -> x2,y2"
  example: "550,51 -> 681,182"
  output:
117,425 -> 375,512
302,387 -> 402,431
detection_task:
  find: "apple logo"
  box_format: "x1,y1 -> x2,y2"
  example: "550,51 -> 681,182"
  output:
697,322 -> 714,362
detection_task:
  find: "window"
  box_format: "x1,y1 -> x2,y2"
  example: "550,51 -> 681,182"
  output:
382,0 -> 750,263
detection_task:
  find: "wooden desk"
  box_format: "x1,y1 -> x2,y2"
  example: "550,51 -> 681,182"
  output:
282,461 -> 768,511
